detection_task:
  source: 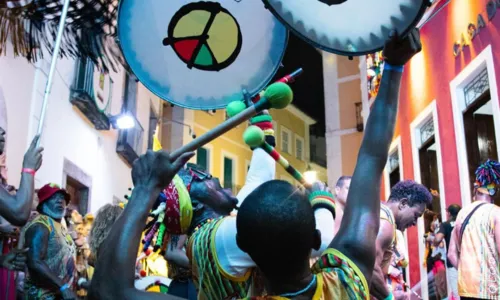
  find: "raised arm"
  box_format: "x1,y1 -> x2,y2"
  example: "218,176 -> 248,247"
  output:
330,29 -> 422,280
0,136 -> 43,226
88,150 -> 193,300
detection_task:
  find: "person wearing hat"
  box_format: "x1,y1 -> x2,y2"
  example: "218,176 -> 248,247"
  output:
448,160 -> 500,300
23,183 -> 78,300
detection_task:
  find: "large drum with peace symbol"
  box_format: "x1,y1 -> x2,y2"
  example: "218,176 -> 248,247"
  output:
262,0 -> 430,56
135,276 -> 172,294
117,0 -> 288,109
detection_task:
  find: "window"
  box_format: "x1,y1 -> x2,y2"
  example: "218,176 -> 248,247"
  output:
223,157 -> 234,190
295,136 -> 304,160
147,106 -> 158,150
281,126 -> 292,154
124,73 -> 138,115
66,176 -> 90,215
388,151 -> 400,188
196,147 -> 210,172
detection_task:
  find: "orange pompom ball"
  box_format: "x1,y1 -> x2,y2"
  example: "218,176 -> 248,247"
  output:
140,270 -> 147,277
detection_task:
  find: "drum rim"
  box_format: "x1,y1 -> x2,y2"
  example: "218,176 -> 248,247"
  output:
116,0 -> 289,110
261,0 -> 429,56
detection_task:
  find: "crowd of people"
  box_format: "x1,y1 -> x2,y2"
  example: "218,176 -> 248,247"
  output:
0,29 -> 499,300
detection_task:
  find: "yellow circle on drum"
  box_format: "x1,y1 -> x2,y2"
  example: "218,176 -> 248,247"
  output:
173,10 -> 211,38
207,12 -> 240,63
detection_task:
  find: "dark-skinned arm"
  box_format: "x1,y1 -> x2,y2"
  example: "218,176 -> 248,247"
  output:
370,221 -> 394,299
165,234 -> 190,269
88,150 -> 193,300
329,51 -> 403,281
25,224 -> 67,289
0,136 -> 43,226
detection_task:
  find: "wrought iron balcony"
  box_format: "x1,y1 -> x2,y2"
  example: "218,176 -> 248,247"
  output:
116,115 -> 144,166
70,57 -> 112,130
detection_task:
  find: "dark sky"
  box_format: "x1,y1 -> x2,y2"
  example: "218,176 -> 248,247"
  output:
271,34 -> 325,136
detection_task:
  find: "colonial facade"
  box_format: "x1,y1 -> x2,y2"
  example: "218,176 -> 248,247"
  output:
0,42 -> 161,214
324,0 -> 500,298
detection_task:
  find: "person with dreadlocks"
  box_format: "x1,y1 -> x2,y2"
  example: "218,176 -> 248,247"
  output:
447,159 -> 500,300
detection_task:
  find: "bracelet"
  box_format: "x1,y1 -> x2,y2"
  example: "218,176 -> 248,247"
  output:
21,168 -> 36,176
60,283 -> 70,292
383,292 -> 394,300
384,63 -> 404,73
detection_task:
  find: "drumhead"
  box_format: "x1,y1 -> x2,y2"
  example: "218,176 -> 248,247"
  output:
118,0 -> 288,109
262,0 -> 428,56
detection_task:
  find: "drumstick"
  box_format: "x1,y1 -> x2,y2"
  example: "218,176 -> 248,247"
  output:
243,126 -> 307,186
170,82 -> 293,160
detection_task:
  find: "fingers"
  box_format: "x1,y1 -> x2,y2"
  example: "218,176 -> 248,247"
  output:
409,28 -> 422,53
29,135 -> 40,150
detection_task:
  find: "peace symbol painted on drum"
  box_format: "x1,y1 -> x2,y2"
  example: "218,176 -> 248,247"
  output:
162,2 -> 243,72
117,0 -> 288,110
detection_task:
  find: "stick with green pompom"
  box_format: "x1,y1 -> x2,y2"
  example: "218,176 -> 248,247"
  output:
243,125 -> 307,187
170,82 -> 293,160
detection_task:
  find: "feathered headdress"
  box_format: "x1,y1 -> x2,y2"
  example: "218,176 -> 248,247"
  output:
474,159 -> 500,196
0,0 -> 123,72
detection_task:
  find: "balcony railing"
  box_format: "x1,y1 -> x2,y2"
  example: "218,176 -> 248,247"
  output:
116,114 -> 144,166
70,57 -> 111,130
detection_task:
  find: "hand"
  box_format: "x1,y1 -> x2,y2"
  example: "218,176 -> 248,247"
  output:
22,135 -> 43,171
61,288 -> 78,300
132,150 -> 195,190
0,224 -> 19,236
0,248 -> 28,271
383,28 -> 422,66
307,181 -> 330,194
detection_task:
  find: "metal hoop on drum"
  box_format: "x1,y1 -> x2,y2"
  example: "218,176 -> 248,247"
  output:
261,0 -> 430,56
117,0 -> 288,110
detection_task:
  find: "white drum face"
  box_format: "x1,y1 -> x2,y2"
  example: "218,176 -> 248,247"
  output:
263,0 -> 428,55
118,0 -> 288,109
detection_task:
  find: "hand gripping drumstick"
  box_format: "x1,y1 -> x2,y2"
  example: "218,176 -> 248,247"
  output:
169,82 -> 293,160
243,125 -> 308,187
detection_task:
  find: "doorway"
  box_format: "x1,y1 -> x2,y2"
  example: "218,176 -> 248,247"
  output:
65,176 -> 90,216
462,89 -> 499,205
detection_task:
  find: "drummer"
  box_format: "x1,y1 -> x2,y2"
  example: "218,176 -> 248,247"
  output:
88,112 -> 337,299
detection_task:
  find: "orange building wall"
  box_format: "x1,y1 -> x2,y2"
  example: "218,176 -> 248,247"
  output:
394,0 -> 500,285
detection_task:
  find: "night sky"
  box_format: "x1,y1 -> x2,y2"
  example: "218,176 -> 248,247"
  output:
271,34 -> 326,136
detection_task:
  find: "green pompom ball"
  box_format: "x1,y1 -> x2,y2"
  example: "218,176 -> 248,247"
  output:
264,82 -> 293,109
243,126 -> 265,148
226,101 -> 247,118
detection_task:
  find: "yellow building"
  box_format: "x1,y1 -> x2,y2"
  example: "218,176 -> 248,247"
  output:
160,103 -> 327,192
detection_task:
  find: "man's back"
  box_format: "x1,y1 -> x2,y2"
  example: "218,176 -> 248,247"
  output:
455,201 -> 500,298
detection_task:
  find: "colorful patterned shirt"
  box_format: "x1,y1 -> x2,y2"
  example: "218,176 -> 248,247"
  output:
456,201 -> 500,299
243,248 -> 369,300
23,215 -> 77,300
187,217 -> 253,300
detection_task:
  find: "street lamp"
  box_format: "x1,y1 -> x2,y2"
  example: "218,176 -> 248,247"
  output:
108,114 -> 136,129
304,170 -> 317,185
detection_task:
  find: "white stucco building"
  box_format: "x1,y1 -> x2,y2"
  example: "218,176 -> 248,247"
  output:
0,42 -> 163,214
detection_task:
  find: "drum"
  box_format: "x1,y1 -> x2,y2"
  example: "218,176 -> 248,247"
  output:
135,276 -> 172,294
117,0 -> 288,110
262,0 -> 430,56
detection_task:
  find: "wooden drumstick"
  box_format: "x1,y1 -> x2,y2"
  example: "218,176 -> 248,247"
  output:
170,82 -> 293,160
243,126 -> 308,187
